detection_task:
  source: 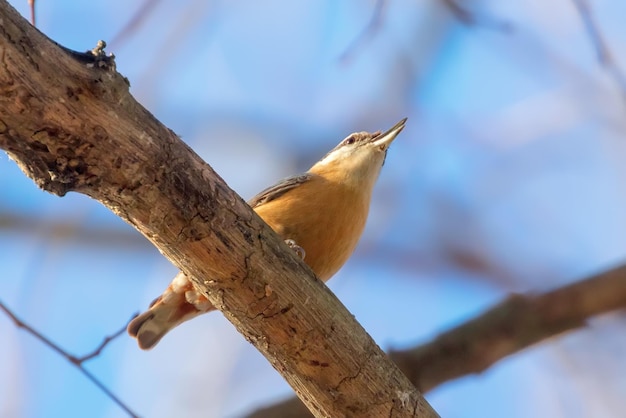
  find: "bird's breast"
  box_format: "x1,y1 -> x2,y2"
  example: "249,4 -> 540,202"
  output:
253,176 -> 370,281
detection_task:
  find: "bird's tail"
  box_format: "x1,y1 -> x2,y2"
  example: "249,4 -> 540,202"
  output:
127,272 -> 215,350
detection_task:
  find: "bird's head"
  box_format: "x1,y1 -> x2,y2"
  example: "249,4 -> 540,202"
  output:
310,118 -> 407,190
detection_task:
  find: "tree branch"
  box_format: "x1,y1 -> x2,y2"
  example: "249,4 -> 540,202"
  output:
0,2 -> 437,417
390,262 -> 626,392
0,301 -> 137,417
571,0 -> 626,103
248,262 -> 626,417
439,0 -> 511,31
109,0 -> 163,48
339,0 -> 387,64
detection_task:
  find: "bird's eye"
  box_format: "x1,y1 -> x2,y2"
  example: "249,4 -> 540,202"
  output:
344,137 -> 356,145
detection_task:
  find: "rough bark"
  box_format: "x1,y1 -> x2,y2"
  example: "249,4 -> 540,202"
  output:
249,262 -> 626,417
0,2 -> 438,417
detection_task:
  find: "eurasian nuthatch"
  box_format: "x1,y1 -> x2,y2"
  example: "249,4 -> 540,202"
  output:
128,118 -> 407,349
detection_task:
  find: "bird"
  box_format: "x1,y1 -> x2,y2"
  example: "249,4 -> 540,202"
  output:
128,118 -> 407,350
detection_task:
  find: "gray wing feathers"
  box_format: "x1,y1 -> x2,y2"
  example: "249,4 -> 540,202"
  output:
248,173 -> 312,208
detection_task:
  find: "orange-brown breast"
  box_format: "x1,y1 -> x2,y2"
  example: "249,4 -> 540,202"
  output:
253,174 -> 370,281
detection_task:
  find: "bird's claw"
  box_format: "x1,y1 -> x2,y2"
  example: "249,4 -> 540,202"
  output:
284,239 -> 306,260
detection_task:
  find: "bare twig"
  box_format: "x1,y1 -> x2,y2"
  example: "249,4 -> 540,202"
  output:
247,262 -> 626,417
339,0 -> 387,64
0,301 -> 139,418
340,0 -> 515,64
571,0 -> 626,102
109,0 -> 163,48
440,0 -> 511,31
71,318 -> 134,364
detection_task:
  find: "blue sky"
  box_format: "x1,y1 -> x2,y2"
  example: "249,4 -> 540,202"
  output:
2,1 -> 626,417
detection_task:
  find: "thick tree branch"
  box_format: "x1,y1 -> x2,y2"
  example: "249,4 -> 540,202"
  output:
0,2 -> 437,417
250,262 -> 626,417
390,262 -> 626,392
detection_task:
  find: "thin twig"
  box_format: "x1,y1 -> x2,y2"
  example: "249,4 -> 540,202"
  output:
0,301 -> 140,418
71,320 -> 132,364
339,0 -> 512,64
339,0 -> 387,64
571,0 -> 626,103
440,0 -> 512,32
109,0 -> 163,48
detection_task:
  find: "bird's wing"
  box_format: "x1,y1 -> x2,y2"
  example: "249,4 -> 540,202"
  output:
248,173 -> 313,208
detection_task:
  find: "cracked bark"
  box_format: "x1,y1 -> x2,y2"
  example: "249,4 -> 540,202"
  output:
248,262 -> 626,418
0,2 -> 439,417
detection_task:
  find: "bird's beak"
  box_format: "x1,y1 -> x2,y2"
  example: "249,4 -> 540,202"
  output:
371,118 -> 407,151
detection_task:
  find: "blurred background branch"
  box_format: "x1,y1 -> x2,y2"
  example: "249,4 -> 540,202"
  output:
339,0 -> 388,64
439,0 -> 511,31
571,0 -> 626,103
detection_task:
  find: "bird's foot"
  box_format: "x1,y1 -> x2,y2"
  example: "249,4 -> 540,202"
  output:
284,239 -> 306,260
